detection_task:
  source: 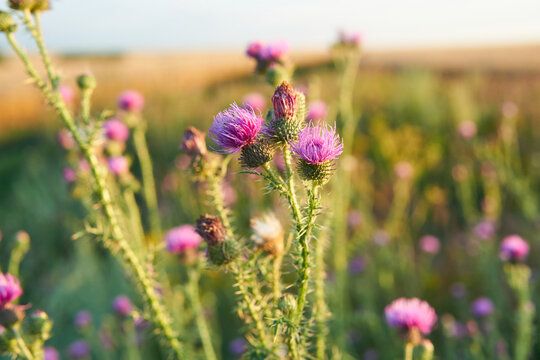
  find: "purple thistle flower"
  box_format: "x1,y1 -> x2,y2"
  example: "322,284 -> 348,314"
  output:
164,225 -> 202,254
117,90 -> 144,112
103,118 -> 130,142
385,297 -> 437,334
63,167 -> 77,183
419,235 -> 440,254
0,273 -> 22,308
67,340 -> 90,359
242,93 -> 266,113
471,297 -> 494,317
291,123 -> 343,165
107,156 -> 129,176
348,257 -> 365,275
58,85 -> 74,104
209,103 -> 264,153
74,310 -> 92,329
474,221 -> 495,240
261,40 -> 289,61
229,338 -> 247,356
246,41 -> 265,58
306,101 -> 327,122
500,234 -> 529,262
44,347 -> 59,360
112,295 -> 133,317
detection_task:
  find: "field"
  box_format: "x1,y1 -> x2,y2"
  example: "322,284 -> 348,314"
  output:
0,29 -> 539,360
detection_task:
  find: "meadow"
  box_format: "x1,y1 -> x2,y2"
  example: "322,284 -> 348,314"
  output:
0,4 -> 539,360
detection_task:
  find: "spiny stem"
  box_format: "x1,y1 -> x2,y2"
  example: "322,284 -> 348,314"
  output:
26,11 -> 58,89
208,157 -> 234,238
314,217 -> 330,360
133,122 -> 162,258
283,146 -> 302,224
187,265 -> 217,360
5,33 -> 185,360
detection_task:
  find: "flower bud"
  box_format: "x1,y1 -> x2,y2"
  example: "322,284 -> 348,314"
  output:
0,309 -> 20,328
195,215 -> 226,246
8,0 -> 36,10
239,139 -> 274,168
76,74 -> 96,91
272,82 -> 298,120
207,239 -> 239,266
278,294 -> 297,317
0,12 -> 17,33
27,310 -> 52,340
181,127 -> 207,156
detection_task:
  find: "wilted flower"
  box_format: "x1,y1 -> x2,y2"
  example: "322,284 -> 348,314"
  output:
181,126 -> 207,156
306,101 -> 327,122
471,297 -> 494,317
63,168 -> 77,183
291,123 -> 343,183
0,273 -> 22,309
103,119 -> 130,142
44,347 -> 59,360
242,93 -> 266,113
68,340 -> 90,359
251,214 -> 284,256
419,235 -> 440,254
107,156 -> 129,176
118,90 -> 144,112
58,85 -> 74,104
74,311 -> 92,329
195,215 -> 226,246
385,297 -> 437,334
499,235 -> 529,262
164,225 -> 202,254
474,221 -> 495,240
209,103 -> 264,154
458,121 -> 477,139
112,295 -> 133,317
394,161 -> 414,179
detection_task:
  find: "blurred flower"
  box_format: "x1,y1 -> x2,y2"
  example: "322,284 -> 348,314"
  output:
58,85 -> 74,104
261,40 -> 289,61
134,315 -> 149,330
480,161 -> 497,179
419,235 -> 440,254
112,295 -> 133,317
229,337 -> 247,356
107,156 -> 129,176
164,225 -> 202,254
499,235 -> 529,262
63,167 -> 77,183
210,104 -> 264,153
347,210 -> 363,228
222,182 -> 237,206
58,129 -> 76,150
103,119 -> 130,142
251,213 -> 284,256
195,215 -> 226,246
44,347 -> 59,360
117,90 -> 144,112
246,41 -> 265,59
306,101 -> 327,122
74,310 -> 92,329
181,126 -> 207,157
373,230 -> 389,246
457,120 -> 477,139
0,273 -> 22,309
450,282 -> 467,299
348,257 -> 365,275
451,164 -> 468,182
242,93 -> 266,113
78,159 -> 91,173
471,297 -> 494,317
385,297 -> 437,334
501,101 -> 518,118
339,30 -> 362,46
67,340 -> 90,359
394,161 -> 413,179
474,221 -> 495,240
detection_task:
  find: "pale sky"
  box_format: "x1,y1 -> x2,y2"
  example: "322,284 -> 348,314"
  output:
2,0 -> 540,53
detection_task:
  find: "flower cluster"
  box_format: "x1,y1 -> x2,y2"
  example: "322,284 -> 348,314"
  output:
499,235 -> 529,262
246,40 -> 289,68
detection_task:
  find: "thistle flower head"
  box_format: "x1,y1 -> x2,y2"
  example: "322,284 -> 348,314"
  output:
246,41 -> 265,58
44,347 -> 59,360
291,123 -> 343,165
103,119 -> 129,142
195,215 -> 226,246
63,167 -> 77,183
419,235 -> 440,254
458,120 -> 477,139
251,213 -> 284,256
58,129 -> 76,150
239,138 -> 274,168
107,156 -> 129,176
117,90 -> 144,112
68,340 -> 90,359
164,225 -> 202,254
385,297 -> 437,334
180,126 -> 207,156
474,221 -> 495,240
209,103 -> 264,153
261,40 -> 289,61
112,295 -> 132,317
0,273 -> 22,309
0,11 -> 17,33
471,297 -> 494,317
500,235 -> 529,262
272,82 -> 298,120
74,311 -> 92,329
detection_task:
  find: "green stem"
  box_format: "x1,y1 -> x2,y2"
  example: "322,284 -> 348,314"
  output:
26,11 -> 58,89
405,342 -> 414,360
283,147 -> 302,224
133,123 -> 162,256
13,327 -> 34,360
80,88 -> 93,126
272,253 -> 284,308
5,33 -> 185,360
188,265 -> 217,360
314,217 -> 330,360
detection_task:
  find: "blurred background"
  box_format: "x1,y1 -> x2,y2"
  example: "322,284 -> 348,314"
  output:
0,0 -> 539,358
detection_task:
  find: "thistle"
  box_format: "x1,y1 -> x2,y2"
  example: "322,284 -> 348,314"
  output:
251,213 -> 284,256
195,215 -> 238,265
0,12 -> 17,33
266,82 -> 304,143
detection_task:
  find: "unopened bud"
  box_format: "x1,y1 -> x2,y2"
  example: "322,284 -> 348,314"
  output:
76,74 -> 96,91
181,127 -> 207,156
0,12 -> 17,33
272,82 -> 298,120
27,310 -> 52,340
0,309 -> 20,328
195,215 -> 226,246
266,65 -> 291,87
278,294 -> 297,317
8,0 -> 36,10
207,240 -> 239,266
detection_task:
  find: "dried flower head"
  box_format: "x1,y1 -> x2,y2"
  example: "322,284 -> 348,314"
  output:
164,225 -> 202,254
181,126 -> 207,156
500,235 -> 529,262
195,215 -> 226,246
209,103 -> 264,153
118,90 -> 144,112
251,214 -> 284,256
0,273 -> 22,309
385,297 -> 437,334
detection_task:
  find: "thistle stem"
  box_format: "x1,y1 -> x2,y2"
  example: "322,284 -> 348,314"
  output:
5,33 -> 185,360
405,342 -> 414,360
314,217 -> 330,360
26,11 -> 57,89
283,146 -> 302,224
13,327 -> 35,360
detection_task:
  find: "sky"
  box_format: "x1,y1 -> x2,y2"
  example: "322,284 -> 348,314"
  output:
2,0 -> 540,53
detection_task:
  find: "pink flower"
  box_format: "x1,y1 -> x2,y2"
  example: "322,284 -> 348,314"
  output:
385,297 -> 437,334
103,119 -> 130,142
59,85 -> 74,104
67,340 -> 90,359
117,90 -> 144,112
112,295 -> 133,317
63,167 -> 77,183
261,40 -> 289,61
500,235 -> 529,261
242,93 -> 266,113
0,273 -> 22,308
246,41 -> 265,58
420,235 -> 440,254
306,101 -> 327,122
44,347 -> 59,360
394,161 -> 414,179
164,225 -> 202,254
474,221 -> 495,240
458,121 -> 477,139
58,129 -> 76,150
74,310 -> 92,329
107,156 -> 129,176
471,297 -> 494,317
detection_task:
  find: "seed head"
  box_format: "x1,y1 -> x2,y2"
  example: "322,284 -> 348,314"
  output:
251,214 -> 284,256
